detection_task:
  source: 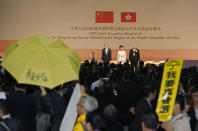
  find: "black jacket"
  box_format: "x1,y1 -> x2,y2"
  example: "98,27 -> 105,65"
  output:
7,91 -> 37,131
102,48 -> 112,63
132,98 -> 154,131
0,116 -> 23,131
43,91 -> 67,128
188,107 -> 198,131
116,80 -> 142,125
129,49 -> 140,63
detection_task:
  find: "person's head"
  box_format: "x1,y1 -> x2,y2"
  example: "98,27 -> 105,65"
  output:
139,61 -> 144,66
36,106 -> 54,131
86,111 -> 106,131
77,96 -> 98,115
173,95 -> 185,116
165,58 -> 169,62
191,86 -> 198,106
92,65 -> 97,73
103,104 -> 117,120
54,82 -> 71,95
0,56 -> 2,64
141,113 -> 159,131
0,100 -> 9,118
119,45 -> 124,50
133,44 -> 136,49
104,44 -> 108,48
84,60 -> 90,66
143,84 -> 157,101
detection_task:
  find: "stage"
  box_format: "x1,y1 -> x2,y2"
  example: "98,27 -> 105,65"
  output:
1,40 -> 198,62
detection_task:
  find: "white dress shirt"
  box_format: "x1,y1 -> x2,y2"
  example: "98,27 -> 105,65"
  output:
105,48 -> 108,54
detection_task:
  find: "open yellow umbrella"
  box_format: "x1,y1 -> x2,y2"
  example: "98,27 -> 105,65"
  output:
1,35 -> 82,89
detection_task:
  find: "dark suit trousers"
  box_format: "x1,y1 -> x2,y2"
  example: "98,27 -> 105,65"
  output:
131,61 -> 138,72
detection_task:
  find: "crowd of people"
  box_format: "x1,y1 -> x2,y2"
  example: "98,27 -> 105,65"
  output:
0,56 -> 198,131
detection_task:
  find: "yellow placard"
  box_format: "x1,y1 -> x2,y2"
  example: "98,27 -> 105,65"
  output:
156,59 -> 183,122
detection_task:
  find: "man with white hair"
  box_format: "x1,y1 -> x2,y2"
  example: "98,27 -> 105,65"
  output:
73,95 -> 98,131
129,44 -> 140,72
102,44 -> 112,64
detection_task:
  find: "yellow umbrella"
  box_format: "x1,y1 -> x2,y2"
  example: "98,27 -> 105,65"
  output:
1,35 -> 82,89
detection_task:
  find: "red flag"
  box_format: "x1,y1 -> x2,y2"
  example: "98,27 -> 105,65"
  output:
95,11 -> 114,23
121,12 -> 136,22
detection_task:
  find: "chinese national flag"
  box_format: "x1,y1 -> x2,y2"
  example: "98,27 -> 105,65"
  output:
121,12 -> 136,22
95,11 -> 114,23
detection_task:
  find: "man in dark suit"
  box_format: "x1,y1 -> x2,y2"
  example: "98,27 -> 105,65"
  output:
129,84 -> 157,131
0,99 -> 23,131
43,83 -> 69,129
129,44 -> 140,72
117,71 -> 142,125
7,84 -> 37,131
102,44 -> 112,64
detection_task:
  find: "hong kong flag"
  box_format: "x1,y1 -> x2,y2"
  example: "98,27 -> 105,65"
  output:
95,11 -> 114,23
121,12 -> 136,22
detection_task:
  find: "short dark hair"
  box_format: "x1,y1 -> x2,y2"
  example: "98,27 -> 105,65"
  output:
0,100 -> 9,115
119,45 -> 124,48
143,84 -> 156,98
54,82 -> 72,91
175,95 -> 185,111
142,113 -> 158,130
86,111 -> 106,131
191,85 -> 198,93
122,71 -> 136,80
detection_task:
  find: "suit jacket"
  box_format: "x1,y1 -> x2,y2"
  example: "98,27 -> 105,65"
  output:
116,80 -> 142,125
118,80 -> 142,108
102,48 -> 112,63
129,48 -> 140,63
105,120 -> 123,131
188,107 -> 198,131
43,91 -> 67,128
0,116 -> 23,131
7,91 -> 37,131
133,98 -> 154,131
